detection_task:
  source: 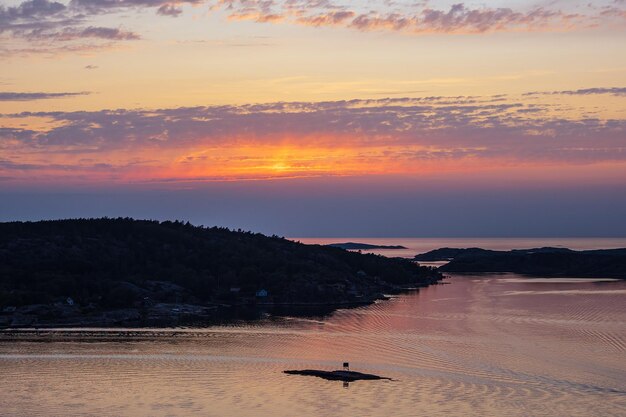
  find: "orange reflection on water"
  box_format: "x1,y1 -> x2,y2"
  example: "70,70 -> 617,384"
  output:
1,275 -> 624,417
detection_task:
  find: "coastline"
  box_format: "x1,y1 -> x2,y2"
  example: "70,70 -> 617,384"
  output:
0,277 -> 445,331
0,219 -> 444,331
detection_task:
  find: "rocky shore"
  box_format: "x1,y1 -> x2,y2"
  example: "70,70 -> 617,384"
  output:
0,280 -> 441,328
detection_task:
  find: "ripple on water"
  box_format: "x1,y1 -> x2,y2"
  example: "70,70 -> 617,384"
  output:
1,275 -> 625,417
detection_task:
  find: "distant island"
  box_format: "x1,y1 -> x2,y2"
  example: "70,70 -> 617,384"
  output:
0,219 -> 441,328
415,247 -> 626,278
327,242 -> 408,250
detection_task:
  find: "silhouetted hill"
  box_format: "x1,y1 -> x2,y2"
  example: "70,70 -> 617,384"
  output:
0,218 -> 441,327
414,247 -> 494,261
415,247 -> 626,277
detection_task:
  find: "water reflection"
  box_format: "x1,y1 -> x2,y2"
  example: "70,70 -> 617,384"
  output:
0,274 -> 624,417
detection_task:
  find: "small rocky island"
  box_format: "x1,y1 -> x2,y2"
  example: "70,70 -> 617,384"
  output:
327,242 -> 408,250
415,247 -> 626,277
284,369 -> 391,382
0,219 -> 442,328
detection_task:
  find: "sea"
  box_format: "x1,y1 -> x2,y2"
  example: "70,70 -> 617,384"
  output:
0,238 -> 625,417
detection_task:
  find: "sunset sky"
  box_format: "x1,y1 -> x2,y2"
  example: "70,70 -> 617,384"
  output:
1,0 -> 625,236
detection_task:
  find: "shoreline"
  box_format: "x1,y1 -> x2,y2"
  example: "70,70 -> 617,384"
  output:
0,278 -> 445,332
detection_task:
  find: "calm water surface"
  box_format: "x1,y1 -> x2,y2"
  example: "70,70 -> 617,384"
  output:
1,273 -> 625,416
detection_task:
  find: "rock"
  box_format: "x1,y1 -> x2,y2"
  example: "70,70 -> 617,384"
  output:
284,369 -> 391,382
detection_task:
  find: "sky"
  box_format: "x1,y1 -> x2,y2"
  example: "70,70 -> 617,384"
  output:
1,0 -> 625,236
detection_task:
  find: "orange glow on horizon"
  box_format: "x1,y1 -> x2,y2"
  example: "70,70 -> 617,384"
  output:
4,134 -> 626,187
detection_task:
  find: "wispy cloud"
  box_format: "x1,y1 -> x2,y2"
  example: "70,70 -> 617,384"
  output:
0,91 -> 91,101
524,87 -> 626,97
42,26 -> 140,41
69,0 -> 203,13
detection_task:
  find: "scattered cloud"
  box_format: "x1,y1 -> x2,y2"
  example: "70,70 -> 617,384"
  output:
210,1 -> 626,34
2,0 -> 625,58
0,0 -> 181,55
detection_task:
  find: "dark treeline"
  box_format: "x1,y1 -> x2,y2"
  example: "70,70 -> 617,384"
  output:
415,247 -> 626,278
0,218 -> 441,310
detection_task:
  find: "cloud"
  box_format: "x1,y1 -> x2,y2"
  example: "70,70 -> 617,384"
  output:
68,0 -> 198,17
157,4 -> 183,17
1,0 -> 70,33
1,90 -> 624,184
296,10 -> 355,26
69,0 -> 202,13
210,1 -> 626,34
0,0 -> 181,56
1,41 -> 121,57
524,87 -> 626,97
2,0 -> 625,58
0,158 -> 115,171
228,12 -> 284,23
50,26 -> 141,41
0,0 -> 66,23
0,91 -> 91,101
348,6 -> 557,34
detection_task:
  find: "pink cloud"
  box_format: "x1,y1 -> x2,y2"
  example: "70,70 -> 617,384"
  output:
211,1 -> 626,34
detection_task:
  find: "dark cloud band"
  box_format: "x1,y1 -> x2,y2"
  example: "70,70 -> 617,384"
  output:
2,93 -> 624,165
